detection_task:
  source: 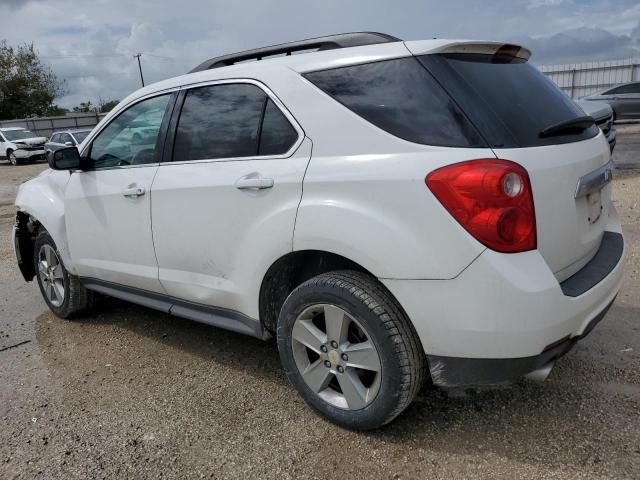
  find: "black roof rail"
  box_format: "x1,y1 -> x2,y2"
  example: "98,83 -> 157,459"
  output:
189,32 -> 402,73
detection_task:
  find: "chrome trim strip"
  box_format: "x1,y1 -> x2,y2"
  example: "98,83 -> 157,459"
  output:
575,161 -> 614,198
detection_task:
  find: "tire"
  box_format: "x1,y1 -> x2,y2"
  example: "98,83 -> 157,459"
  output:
277,270 -> 425,430
8,150 -> 19,166
34,229 -> 93,318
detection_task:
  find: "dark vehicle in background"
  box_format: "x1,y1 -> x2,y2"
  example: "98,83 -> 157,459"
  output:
576,100 -> 616,152
582,81 -> 640,121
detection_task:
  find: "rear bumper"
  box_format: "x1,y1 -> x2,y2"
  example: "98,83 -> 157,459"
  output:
606,128 -> 617,152
426,297 -> 614,387
382,210 -> 624,386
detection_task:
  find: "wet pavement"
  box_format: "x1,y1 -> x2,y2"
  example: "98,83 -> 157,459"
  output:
0,130 -> 639,479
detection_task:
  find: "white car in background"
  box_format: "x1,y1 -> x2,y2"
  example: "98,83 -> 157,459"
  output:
0,127 -> 48,165
13,33 -> 625,430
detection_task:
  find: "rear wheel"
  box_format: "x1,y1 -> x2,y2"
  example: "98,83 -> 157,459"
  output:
34,230 -> 93,318
277,270 -> 425,430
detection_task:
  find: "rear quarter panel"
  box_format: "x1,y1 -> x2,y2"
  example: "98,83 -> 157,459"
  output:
271,69 -> 491,279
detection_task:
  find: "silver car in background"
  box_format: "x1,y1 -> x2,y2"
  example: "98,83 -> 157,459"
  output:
45,129 -> 92,152
582,81 -> 640,121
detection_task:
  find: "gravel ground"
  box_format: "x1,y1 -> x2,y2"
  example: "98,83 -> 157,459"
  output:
0,130 -> 639,479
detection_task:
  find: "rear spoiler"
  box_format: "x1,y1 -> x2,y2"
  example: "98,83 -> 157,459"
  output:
405,40 -> 532,61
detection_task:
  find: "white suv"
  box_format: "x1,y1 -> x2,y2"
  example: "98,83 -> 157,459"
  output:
1,127 -> 48,165
13,33 -> 625,430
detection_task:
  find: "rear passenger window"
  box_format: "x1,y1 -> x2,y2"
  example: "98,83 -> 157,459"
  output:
259,99 -> 298,155
174,84 -> 265,160
304,58 -> 485,148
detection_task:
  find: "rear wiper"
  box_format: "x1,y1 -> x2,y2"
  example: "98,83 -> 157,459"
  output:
539,116 -> 595,138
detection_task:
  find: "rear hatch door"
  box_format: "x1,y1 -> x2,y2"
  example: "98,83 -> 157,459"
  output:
410,42 -> 611,280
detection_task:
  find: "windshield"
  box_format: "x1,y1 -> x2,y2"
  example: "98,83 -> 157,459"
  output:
2,129 -> 36,141
72,131 -> 91,143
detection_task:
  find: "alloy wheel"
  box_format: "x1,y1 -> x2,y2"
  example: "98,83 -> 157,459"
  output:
38,244 -> 65,307
291,304 -> 382,410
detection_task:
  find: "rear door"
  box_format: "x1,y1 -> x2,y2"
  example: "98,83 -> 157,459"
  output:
413,47 -> 612,280
151,80 -> 309,313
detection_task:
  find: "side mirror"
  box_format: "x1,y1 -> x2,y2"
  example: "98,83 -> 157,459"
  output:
49,146 -> 81,170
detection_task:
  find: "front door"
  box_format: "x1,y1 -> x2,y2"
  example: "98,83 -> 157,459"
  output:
65,93 -> 174,292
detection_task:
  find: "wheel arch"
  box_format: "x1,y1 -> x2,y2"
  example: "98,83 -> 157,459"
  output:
14,173 -> 73,275
258,249 -> 413,339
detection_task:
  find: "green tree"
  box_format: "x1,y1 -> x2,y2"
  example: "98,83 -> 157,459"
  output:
72,101 -> 95,113
45,104 -> 69,116
0,41 -> 62,120
98,98 -> 119,113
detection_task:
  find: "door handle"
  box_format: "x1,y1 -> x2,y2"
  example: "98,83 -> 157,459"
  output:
122,185 -> 146,198
235,175 -> 274,190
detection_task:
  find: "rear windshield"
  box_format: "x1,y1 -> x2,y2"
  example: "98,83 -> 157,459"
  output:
418,54 -> 599,148
304,57 -> 486,148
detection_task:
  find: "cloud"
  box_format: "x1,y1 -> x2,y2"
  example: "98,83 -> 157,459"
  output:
0,0 -> 29,9
45,26 -> 90,36
0,0 -> 639,108
519,24 -> 640,64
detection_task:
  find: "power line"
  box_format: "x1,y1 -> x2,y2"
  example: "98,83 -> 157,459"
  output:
40,53 -> 129,58
40,52 -> 178,60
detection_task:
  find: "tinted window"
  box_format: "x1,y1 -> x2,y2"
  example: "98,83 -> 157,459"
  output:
60,133 -> 74,144
607,83 -> 640,95
89,94 -> 171,169
73,130 -> 90,143
259,99 -> 298,155
49,134 -> 59,143
304,58 -> 485,147
174,84 -> 266,160
419,54 -> 599,148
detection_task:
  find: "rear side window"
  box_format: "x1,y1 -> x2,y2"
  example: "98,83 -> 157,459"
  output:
418,54 -> 599,148
259,99 -> 299,155
304,58 -> 486,148
174,84 -> 265,160
173,84 -> 299,161
605,83 -> 640,95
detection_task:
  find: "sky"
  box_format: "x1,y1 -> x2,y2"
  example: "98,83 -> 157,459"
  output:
1,0 -> 639,109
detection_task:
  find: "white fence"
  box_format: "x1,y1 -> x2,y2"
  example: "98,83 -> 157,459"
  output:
539,58 -> 640,99
0,112 -> 107,138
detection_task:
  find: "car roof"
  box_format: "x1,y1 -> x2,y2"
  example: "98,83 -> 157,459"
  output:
600,80 -> 640,93
0,127 -> 26,131
51,129 -> 92,134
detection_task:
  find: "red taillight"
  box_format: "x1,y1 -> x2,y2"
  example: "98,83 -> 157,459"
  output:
426,159 -> 536,253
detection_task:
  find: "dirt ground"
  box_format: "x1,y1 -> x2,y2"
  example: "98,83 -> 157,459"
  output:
0,128 -> 639,479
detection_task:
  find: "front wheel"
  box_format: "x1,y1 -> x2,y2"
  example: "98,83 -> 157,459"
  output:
34,230 -> 93,318
8,150 -> 19,166
277,270 -> 425,430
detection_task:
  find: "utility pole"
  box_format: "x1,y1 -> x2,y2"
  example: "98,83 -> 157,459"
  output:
134,53 -> 145,87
